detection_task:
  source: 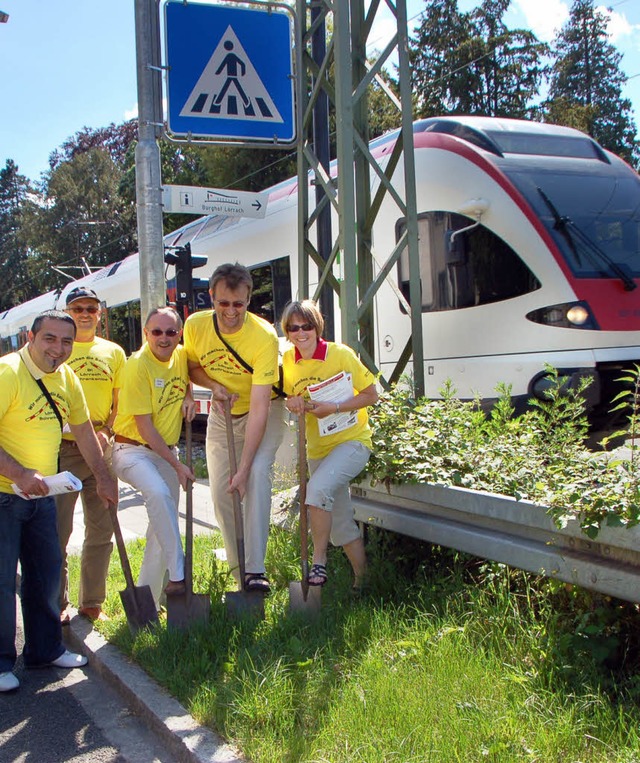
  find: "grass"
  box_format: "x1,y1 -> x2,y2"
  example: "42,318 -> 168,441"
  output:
67,522 -> 640,763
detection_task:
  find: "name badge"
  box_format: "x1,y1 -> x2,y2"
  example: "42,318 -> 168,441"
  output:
154,378 -> 165,388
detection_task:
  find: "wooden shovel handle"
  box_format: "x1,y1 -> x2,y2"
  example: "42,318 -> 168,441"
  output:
298,415 -> 308,563
223,398 -> 246,583
108,503 -> 137,591
184,419 -> 194,592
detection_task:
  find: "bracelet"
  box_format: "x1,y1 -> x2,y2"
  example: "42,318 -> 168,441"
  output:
336,402 -> 340,414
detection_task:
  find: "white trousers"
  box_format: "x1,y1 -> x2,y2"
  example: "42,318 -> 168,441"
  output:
206,398 -> 287,584
111,443 -> 184,607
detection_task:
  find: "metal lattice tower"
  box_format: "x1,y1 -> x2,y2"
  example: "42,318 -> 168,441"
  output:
295,0 -> 424,394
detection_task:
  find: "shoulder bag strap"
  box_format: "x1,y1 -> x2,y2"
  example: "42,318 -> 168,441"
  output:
20,356 -> 64,431
212,313 -> 286,398
35,378 -> 64,432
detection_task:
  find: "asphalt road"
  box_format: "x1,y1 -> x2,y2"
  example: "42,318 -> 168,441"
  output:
0,602 -> 179,763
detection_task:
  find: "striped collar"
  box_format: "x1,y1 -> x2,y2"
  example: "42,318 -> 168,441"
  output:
294,337 -> 328,363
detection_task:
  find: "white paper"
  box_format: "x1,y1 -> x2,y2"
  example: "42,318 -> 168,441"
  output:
307,371 -> 358,437
12,470 -> 82,500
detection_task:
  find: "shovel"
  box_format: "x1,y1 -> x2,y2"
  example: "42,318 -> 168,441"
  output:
109,503 -> 159,634
223,398 -> 265,619
289,414 -> 321,614
167,419 -> 211,630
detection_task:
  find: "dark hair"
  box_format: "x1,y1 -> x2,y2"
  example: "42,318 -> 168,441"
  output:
209,262 -> 253,300
144,306 -> 183,328
31,310 -> 77,337
280,300 -> 324,337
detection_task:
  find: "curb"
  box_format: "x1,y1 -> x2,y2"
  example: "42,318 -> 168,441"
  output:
64,611 -> 245,763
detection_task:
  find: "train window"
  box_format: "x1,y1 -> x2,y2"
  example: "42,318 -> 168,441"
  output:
398,212 -> 540,312
105,301 -> 142,355
248,257 -> 292,333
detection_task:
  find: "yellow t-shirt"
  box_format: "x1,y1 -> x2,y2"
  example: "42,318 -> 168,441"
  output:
113,343 -> 189,447
62,336 -> 126,441
0,346 -> 90,493
282,339 -> 376,460
183,309 -> 278,415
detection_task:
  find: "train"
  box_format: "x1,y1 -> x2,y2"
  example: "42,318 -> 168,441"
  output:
2,116 -> 639,425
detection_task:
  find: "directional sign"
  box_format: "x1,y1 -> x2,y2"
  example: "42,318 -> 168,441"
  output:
164,1 -> 296,145
162,185 -> 269,219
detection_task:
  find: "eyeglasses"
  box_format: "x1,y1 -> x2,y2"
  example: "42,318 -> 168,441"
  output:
287,323 -> 314,333
68,305 -> 99,314
214,300 -> 247,309
147,328 -> 180,337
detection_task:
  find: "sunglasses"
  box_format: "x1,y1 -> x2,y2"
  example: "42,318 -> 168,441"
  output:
287,323 -> 314,333
147,328 -> 180,337
68,305 -> 99,314
214,299 -> 247,309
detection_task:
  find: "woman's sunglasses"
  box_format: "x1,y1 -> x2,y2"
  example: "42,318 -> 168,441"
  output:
287,323 -> 314,333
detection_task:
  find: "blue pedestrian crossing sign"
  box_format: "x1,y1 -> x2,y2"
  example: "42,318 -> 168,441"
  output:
164,1 -> 296,145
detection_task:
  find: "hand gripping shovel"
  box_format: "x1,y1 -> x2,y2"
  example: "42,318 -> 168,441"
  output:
108,503 -> 159,634
289,414 -> 321,614
167,420 -> 211,630
223,398 -> 265,619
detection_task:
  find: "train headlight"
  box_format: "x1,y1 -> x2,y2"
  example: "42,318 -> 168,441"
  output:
565,305 -> 589,325
526,301 -> 598,330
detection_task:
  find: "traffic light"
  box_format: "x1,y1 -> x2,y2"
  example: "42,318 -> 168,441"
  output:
164,243 -> 207,316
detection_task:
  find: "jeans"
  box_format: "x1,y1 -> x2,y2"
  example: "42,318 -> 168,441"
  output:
0,492 -> 65,672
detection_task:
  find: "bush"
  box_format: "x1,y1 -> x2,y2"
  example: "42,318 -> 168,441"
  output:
365,367 -> 640,538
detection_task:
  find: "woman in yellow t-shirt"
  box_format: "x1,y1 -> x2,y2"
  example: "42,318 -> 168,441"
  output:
281,300 -> 378,590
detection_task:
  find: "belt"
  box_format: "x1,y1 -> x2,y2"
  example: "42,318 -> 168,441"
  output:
114,434 -> 152,450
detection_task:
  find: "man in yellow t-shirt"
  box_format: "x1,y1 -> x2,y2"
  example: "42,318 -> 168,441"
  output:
111,307 -> 196,608
57,286 -> 127,625
0,310 -> 118,694
183,263 -> 287,593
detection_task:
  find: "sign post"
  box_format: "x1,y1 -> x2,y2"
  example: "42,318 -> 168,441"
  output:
164,0 -> 296,146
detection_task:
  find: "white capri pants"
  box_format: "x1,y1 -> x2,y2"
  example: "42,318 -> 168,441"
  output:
307,440 -> 371,547
111,443 -> 184,607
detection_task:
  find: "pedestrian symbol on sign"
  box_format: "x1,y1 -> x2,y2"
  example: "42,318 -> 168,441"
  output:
179,27 -> 283,124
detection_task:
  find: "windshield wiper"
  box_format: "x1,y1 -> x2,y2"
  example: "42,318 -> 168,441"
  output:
537,187 -> 636,292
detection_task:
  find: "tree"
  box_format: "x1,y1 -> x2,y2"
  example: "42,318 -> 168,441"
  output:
409,0 -> 547,119
544,0 -> 638,165
0,160 -> 33,310
20,148 -> 137,294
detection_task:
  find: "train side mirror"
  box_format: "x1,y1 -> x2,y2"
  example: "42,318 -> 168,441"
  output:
445,230 -> 466,265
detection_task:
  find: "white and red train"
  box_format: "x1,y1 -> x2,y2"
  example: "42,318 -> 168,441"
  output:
2,116 -> 639,424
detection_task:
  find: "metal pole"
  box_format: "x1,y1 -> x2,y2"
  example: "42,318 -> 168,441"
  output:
134,0 -> 166,325
311,5 -> 334,341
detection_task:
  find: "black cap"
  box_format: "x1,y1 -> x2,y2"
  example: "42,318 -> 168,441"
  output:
66,286 -> 100,306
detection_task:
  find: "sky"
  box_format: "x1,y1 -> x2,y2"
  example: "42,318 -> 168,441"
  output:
1,0 -> 639,184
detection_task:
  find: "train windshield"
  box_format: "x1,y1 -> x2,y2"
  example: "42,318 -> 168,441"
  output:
501,162 -> 640,281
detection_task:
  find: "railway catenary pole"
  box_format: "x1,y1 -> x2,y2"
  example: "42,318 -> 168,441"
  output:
134,0 -> 166,324
295,0 -> 424,395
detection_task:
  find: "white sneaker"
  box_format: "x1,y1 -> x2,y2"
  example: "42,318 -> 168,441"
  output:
0,671 -> 19,692
49,650 -> 88,669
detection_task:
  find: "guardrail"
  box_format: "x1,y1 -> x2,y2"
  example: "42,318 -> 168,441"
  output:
351,481 -> 640,604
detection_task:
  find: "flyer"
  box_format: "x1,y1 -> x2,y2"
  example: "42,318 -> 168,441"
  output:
307,371 -> 358,436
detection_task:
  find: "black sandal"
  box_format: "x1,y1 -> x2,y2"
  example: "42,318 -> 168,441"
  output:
308,563 -> 328,587
244,573 -> 271,594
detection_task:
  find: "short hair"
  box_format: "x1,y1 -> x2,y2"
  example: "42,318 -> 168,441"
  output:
144,306 -> 183,328
31,310 -> 77,337
280,300 -> 324,337
209,263 -> 253,301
